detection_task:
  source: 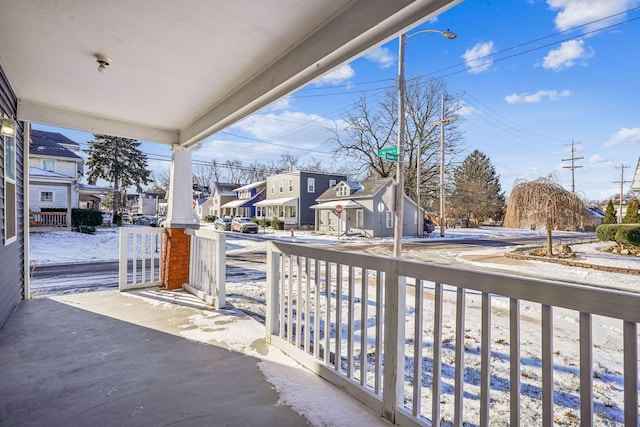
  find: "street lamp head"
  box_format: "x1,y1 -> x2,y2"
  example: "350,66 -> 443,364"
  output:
441,30 -> 457,39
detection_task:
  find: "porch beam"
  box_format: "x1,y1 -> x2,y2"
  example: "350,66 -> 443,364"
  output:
164,144 -> 198,229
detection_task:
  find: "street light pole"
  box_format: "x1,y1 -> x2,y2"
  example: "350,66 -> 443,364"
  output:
393,29 -> 456,257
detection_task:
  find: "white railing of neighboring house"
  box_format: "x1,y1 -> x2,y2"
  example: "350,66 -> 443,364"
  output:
119,227 -> 165,291
29,211 -> 70,227
184,228 -> 226,309
265,240 -> 640,427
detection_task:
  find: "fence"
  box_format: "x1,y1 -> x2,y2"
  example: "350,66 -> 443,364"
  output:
184,228 -> 226,309
118,227 -> 165,291
266,240 -> 639,426
29,211 -> 69,227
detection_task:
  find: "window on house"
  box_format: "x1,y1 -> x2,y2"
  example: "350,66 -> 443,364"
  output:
329,179 -> 337,187
271,182 -> 275,194
4,134 -> 17,244
307,177 -> 315,193
327,211 -> 332,226
356,209 -> 364,227
40,191 -> 54,202
279,180 -> 284,193
42,159 -> 55,171
386,211 -> 393,228
288,179 -> 293,192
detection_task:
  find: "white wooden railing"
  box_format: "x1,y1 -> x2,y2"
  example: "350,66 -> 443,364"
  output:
184,228 -> 226,309
119,227 -> 164,291
266,240 -> 640,427
29,211 -> 69,227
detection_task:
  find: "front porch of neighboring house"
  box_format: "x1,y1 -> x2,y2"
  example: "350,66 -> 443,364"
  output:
28,167 -> 74,228
255,197 -> 299,226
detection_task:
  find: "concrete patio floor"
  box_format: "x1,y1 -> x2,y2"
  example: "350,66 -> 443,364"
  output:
0,289 -> 391,426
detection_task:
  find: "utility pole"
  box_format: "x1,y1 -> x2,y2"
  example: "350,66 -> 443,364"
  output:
613,164 -> 631,223
429,94 -> 457,238
561,141 -> 583,194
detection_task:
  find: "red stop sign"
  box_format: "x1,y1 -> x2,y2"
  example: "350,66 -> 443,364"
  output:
335,204 -> 343,214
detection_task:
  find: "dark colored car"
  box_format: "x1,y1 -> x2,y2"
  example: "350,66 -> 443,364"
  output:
231,217 -> 258,233
424,219 -> 435,234
214,217 -> 232,231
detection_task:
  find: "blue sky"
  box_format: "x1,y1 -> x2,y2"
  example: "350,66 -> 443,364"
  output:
34,0 -> 640,202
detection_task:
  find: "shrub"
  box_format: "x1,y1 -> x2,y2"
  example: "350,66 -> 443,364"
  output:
203,215 -> 216,223
113,213 -> 122,226
257,218 -> 271,228
71,209 -> 103,227
615,225 -> 640,247
271,217 -> 284,230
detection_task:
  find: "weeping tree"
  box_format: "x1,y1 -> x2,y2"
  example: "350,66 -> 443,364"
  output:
504,176 -> 587,255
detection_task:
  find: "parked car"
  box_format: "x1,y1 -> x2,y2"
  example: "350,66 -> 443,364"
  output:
214,217 -> 232,231
231,217 -> 258,233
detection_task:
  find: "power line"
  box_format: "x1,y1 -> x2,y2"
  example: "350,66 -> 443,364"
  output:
613,163 -> 631,223
561,141 -> 584,194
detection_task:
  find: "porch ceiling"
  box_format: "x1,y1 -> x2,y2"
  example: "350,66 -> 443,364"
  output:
0,0 -> 460,146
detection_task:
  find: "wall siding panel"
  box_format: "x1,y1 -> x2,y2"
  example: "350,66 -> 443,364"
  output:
0,62 -> 24,329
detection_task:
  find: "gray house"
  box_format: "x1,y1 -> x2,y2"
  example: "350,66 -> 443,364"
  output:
255,171 -> 347,228
312,178 -> 421,238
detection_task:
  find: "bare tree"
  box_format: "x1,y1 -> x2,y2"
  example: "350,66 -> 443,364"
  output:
193,160 -> 222,188
152,170 -> 171,194
504,175 -> 587,255
329,76 -> 463,208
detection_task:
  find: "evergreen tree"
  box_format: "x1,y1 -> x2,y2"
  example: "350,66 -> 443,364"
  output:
603,199 -> 617,224
86,134 -> 151,217
622,198 -> 640,223
449,150 -> 505,221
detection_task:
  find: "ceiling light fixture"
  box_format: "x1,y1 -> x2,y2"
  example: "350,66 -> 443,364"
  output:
95,53 -> 111,73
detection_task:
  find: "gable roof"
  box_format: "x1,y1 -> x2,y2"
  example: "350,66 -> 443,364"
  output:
212,182 -> 240,196
30,130 -> 83,160
316,179 -> 393,201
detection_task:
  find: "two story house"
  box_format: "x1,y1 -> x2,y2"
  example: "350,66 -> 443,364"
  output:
198,182 -> 240,219
28,129 -> 85,227
255,170 -> 347,228
312,178 -> 421,237
221,180 -> 266,218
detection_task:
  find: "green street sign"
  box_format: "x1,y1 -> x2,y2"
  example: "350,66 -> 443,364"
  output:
384,153 -> 398,161
378,147 -> 398,156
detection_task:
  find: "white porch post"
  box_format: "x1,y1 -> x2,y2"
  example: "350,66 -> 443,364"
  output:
164,144 -> 198,229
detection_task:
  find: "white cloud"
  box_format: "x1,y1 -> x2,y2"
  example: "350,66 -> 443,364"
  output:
547,0 -> 639,32
266,96 -> 292,112
590,154 -> 606,163
364,47 -> 395,69
457,102 -> 476,117
604,127 -> 640,148
313,64 -> 355,86
504,89 -> 571,104
462,41 -> 495,74
542,39 -> 593,70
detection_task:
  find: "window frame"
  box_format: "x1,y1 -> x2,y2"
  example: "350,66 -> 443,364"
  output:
307,177 -> 315,193
40,191 -> 54,202
4,134 -> 17,245
356,209 -> 364,228
385,210 -> 393,228
42,159 -> 55,172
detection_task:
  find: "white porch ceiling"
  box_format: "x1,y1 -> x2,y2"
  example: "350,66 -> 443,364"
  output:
0,0 -> 460,147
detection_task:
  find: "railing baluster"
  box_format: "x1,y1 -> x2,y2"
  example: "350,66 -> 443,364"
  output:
305,257 -> 311,353
510,298 -> 521,427
296,256 -> 302,348
624,320 -> 638,426
287,255 -> 294,343
324,261 -> 331,364
314,259 -> 320,359
360,267 -> 367,387
579,312 -> 593,427
454,287 -> 466,426
335,264 -> 343,371
375,271 -> 383,395
347,265 -> 355,379
480,292 -> 491,427
413,278 -> 424,417
542,304 -> 553,427
279,254 -> 286,339
432,282 -> 443,426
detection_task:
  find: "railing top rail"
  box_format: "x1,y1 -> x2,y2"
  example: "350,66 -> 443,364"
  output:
121,227 -> 166,235
184,227 -> 223,240
267,240 -> 640,323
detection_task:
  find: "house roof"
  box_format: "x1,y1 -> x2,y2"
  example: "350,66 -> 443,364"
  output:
632,158 -> 640,192
234,181 -> 266,192
316,179 -> 393,201
310,200 -> 363,210
212,182 -> 240,196
28,166 -> 75,183
30,130 -> 83,160
254,197 -> 298,207
2,1 -> 460,146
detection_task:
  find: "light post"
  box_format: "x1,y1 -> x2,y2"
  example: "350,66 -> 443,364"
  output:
393,29 -> 456,257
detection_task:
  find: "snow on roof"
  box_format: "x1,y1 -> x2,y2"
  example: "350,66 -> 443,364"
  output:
28,166 -> 73,179
234,180 -> 266,192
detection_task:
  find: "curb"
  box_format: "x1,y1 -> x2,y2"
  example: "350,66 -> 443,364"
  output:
504,252 -> 640,276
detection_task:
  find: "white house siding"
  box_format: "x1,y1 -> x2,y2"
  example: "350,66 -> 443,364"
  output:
30,157 -> 78,179
29,183 -> 76,211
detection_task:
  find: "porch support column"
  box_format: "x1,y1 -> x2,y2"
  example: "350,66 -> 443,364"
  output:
162,144 -> 199,290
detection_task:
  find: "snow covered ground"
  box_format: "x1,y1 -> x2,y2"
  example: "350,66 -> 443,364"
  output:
28,225 -> 640,426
